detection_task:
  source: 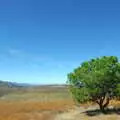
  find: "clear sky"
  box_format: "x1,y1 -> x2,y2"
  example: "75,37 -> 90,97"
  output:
0,0 -> 120,84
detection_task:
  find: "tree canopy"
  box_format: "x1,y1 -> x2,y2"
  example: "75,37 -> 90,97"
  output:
67,56 -> 120,112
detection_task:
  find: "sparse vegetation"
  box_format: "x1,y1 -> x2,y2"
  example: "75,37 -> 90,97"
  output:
0,81 -> 120,120
0,84 -> 74,120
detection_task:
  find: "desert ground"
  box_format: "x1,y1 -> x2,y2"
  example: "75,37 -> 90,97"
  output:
0,85 -> 120,120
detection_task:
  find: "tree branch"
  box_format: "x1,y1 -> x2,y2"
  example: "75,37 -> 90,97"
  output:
103,97 -> 110,108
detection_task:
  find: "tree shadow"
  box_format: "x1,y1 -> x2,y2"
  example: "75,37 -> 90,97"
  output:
83,108 -> 120,116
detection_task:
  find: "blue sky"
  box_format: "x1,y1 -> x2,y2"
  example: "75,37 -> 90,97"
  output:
0,0 -> 120,84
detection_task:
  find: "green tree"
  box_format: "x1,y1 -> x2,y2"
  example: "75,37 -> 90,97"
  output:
67,56 -> 120,112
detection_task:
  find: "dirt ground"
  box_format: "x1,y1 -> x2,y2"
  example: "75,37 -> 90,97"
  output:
55,106 -> 120,120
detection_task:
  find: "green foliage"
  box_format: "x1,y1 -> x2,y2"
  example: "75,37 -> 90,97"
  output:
67,56 -> 120,111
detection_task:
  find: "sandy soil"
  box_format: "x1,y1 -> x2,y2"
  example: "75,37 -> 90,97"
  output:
55,106 -> 120,120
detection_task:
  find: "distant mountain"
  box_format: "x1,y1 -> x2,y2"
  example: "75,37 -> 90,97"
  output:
0,80 -> 31,88
0,80 -> 67,88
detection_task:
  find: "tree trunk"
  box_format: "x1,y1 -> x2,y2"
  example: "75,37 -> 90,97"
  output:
97,97 -> 110,113
103,98 -> 109,108
99,103 -> 105,113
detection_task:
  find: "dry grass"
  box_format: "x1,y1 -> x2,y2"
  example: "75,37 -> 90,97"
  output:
0,86 -> 74,120
0,100 -> 74,120
0,86 -> 120,120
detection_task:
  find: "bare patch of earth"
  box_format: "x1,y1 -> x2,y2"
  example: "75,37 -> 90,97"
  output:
55,106 -> 120,120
